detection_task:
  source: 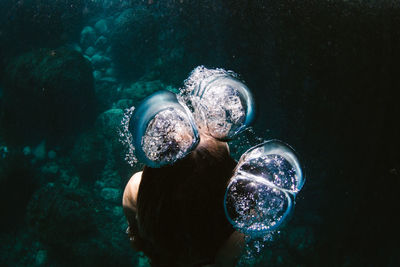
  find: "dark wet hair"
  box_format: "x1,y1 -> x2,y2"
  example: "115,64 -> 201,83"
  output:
136,137 -> 236,267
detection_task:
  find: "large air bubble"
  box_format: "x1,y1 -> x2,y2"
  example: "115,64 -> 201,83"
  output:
142,108 -> 197,165
224,140 -> 304,236
128,90 -> 199,168
224,176 -> 293,236
236,140 -> 304,194
182,66 -> 255,140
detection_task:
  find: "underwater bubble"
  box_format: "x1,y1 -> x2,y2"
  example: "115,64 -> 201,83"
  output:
224,176 -> 292,236
181,66 -> 255,140
129,90 -> 199,168
119,106 -> 137,167
142,108 -> 196,164
236,140 -> 304,194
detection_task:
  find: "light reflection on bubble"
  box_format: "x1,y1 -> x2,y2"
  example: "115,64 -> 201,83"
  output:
224,140 -> 304,237
119,106 -> 137,167
225,176 -> 292,236
142,108 -> 196,165
236,140 -> 304,194
180,66 -> 254,140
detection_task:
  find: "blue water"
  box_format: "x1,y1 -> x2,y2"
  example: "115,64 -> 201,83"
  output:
0,1 -> 399,266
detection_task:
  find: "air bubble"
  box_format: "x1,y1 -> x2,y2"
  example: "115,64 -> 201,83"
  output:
128,90 -> 199,168
236,140 -> 304,193
224,176 -> 293,236
224,140 -> 304,236
181,66 -> 255,140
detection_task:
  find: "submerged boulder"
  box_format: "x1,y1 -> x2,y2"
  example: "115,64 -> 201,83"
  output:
111,8 -> 159,80
26,183 -> 96,248
80,26 -> 97,49
2,48 -> 96,144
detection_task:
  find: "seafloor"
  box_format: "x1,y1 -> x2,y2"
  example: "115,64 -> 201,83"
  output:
0,1 -> 399,266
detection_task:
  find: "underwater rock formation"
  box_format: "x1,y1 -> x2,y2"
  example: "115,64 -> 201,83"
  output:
70,129 -> 107,183
80,26 -> 97,49
120,80 -> 177,106
110,8 -> 159,81
2,47 -> 96,144
24,182 -> 135,266
0,153 -> 38,231
26,183 -> 96,247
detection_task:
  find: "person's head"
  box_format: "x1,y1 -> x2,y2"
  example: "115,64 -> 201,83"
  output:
129,133 -> 237,267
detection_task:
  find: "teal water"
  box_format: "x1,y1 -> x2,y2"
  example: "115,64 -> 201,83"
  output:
0,1 -> 399,266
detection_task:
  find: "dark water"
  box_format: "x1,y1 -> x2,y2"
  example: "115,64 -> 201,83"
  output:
0,1 -> 399,266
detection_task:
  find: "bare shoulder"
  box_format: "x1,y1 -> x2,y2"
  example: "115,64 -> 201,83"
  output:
122,171 -> 143,213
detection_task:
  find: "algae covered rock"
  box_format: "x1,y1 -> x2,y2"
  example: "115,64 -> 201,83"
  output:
0,153 -> 38,231
111,8 -> 159,80
80,26 -> 97,49
70,129 -> 106,182
95,108 -> 124,139
26,183 -> 96,247
2,48 -> 96,144
121,80 -> 177,105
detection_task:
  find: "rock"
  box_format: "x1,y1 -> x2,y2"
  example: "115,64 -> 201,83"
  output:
94,19 -> 108,35
100,187 -> 121,202
2,48 -> 96,144
35,250 -> 47,265
95,36 -> 108,50
137,254 -> 151,267
106,46 -> 112,54
26,183 -> 96,247
0,154 -> 38,230
33,140 -> 46,160
66,43 -> 82,53
99,77 -> 117,83
114,99 -> 134,110
41,162 -> 59,175
91,54 -> 111,68
0,145 -> 8,159
93,70 -> 102,81
47,150 -> 56,159
105,67 -> 115,77
94,81 -> 119,110
85,46 -> 96,57
111,8 -> 159,80
67,176 -> 80,189
121,80 -> 169,104
22,146 -> 31,156
71,130 -> 106,182
112,206 -> 123,217
114,9 -> 135,28
80,26 -> 97,48
95,109 -> 124,139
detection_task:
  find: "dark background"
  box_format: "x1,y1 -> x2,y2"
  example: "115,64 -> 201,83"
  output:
0,0 -> 399,266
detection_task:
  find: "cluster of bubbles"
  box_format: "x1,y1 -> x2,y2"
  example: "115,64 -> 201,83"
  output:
120,66 -> 254,167
125,90 -> 199,168
117,66 -> 306,262
181,66 -> 254,140
224,140 -> 304,237
119,106 -> 137,167
142,108 -> 196,164
237,233 -> 276,266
